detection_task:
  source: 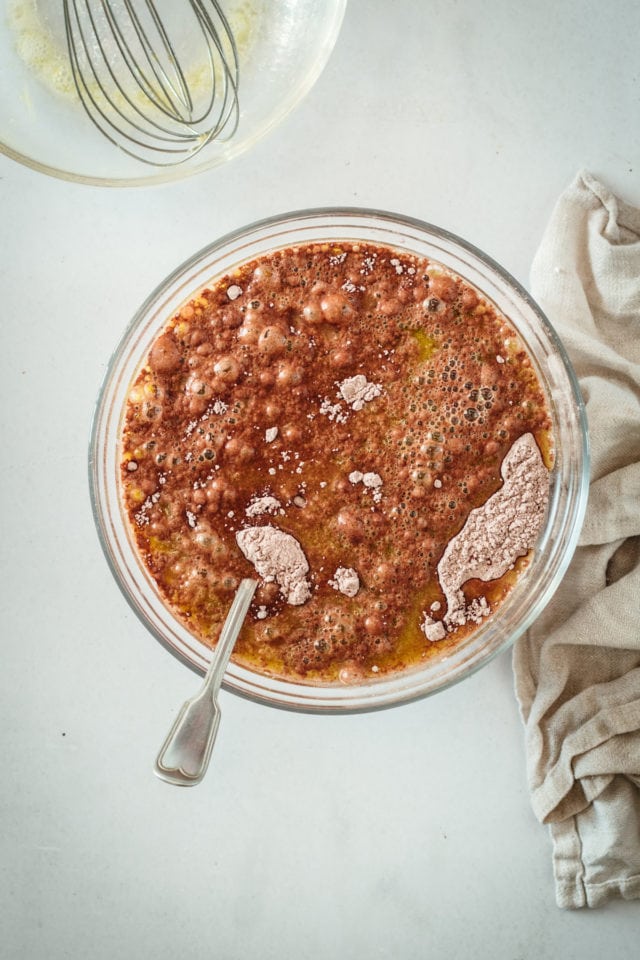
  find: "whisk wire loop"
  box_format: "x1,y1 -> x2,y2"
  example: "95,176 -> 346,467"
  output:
64,0 -> 195,155
107,0 -> 195,120
63,0 -> 240,166
191,0 -> 239,131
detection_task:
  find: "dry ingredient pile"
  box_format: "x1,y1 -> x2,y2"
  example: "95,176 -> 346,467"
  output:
120,241 -> 553,684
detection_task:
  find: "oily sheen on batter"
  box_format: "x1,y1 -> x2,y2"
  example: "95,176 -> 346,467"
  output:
120,241 -> 553,684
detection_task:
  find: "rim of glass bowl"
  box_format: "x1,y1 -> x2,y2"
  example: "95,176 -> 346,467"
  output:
89,208 -> 589,713
0,1 -> 346,188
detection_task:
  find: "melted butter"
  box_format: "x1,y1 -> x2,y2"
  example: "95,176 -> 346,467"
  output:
8,0 -> 74,97
534,427 -> 555,471
149,536 -> 173,555
411,328 -> 439,362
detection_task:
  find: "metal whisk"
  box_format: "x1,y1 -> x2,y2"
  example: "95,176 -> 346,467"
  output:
63,0 -> 239,166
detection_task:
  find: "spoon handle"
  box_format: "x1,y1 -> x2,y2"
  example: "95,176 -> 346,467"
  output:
154,579 -> 257,786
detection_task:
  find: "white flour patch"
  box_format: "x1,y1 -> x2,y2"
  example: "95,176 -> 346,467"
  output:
236,525 -> 311,605
437,433 -> 549,629
328,567 -> 360,597
337,374 -> 382,411
245,496 -> 283,518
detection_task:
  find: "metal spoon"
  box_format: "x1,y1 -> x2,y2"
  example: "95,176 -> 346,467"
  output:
154,578 -> 257,786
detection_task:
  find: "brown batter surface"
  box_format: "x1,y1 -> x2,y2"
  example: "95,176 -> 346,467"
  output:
120,241 -> 553,684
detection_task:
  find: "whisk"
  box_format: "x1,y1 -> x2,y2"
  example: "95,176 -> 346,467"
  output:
63,0 -> 240,166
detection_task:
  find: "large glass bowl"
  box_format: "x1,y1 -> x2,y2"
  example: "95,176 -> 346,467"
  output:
1,0 -> 346,186
89,209 -> 589,711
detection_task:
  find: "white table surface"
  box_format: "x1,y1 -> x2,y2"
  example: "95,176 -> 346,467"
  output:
2,1 -> 639,957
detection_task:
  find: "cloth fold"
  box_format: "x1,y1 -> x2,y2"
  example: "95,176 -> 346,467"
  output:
513,171 -> 640,909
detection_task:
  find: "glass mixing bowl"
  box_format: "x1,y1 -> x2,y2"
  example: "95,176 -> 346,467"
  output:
89,209 -> 589,711
1,0 -> 346,186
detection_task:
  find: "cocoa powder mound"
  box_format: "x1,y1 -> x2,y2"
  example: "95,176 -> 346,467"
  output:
236,525 -> 312,605
245,496 -> 282,517
328,567 -> 360,597
338,374 -> 382,411
437,433 -> 550,628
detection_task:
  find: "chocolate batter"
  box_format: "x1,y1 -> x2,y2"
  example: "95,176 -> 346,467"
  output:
120,241 -> 552,683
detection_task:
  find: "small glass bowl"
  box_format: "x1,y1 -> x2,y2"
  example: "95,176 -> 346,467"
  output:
89,209 -> 589,712
1,0 -> 346,186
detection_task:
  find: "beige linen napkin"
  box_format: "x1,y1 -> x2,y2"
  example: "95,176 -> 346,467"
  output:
513,171 -> 640,909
